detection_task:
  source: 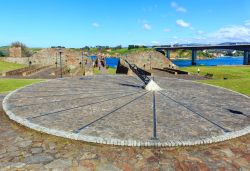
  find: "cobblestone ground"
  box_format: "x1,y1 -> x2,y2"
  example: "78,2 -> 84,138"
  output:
1,94 -> 250,170
3,76 -> 250,147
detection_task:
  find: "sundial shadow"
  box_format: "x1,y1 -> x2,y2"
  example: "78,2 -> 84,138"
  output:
226,108 -> 249,118
118,83 -> 144,89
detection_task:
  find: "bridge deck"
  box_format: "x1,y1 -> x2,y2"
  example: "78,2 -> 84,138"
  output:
155,44 -> 250,51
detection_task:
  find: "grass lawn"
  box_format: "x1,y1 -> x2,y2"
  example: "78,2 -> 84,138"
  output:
182,66 -> 250,79
93,67 -> 117,75
198,78 -> 250,96
0,79 -> 43,93
0,61 -> 26,74
182,66 -> 250,96
93,68 -> 101,74
107,67 -> 117,74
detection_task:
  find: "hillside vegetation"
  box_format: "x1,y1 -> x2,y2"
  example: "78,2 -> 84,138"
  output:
0,46 -> 9,57
170,50 -> 213,59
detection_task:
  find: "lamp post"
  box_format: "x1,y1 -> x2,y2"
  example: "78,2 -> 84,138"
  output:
79,60 -> 82,68
55,52 -> 58,69
52,46 -> 65,78
28,56 -> 32,67
81,48 -> 84,69
149,55 -> 152,70
59,50 -> 63,78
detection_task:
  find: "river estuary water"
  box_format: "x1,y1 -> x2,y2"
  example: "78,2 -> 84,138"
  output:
89,56 -> 244,68
172,56 -> 244,67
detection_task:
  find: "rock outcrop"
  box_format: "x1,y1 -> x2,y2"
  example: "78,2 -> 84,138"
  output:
117,50 -> 176,75
31,48 -> 81,68
124,50 -> 176,70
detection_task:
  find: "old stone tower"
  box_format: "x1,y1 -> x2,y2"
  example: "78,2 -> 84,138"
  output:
9,47 -> 22,57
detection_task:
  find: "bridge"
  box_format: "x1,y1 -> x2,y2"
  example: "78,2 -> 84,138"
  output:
154,44 -> 250,65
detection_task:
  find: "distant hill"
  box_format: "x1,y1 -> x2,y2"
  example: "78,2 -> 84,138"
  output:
0,46 -> 10,50
0,46 -> 9,57
219,42 -> 250,45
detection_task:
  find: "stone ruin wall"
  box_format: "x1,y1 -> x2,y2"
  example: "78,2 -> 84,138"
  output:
31,48 -> 82,68
1,48 -> 82,69
120,50 -> 176,70
1,49 -> 176,71
9,47 -> 22,57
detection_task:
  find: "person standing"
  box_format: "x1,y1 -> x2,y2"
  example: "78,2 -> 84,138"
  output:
197,68 -> 200,74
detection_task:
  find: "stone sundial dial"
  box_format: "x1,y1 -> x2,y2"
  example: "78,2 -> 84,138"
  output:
3,61 -> 250,147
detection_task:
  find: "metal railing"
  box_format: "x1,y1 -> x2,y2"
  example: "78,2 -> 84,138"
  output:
124,59 -> 151,85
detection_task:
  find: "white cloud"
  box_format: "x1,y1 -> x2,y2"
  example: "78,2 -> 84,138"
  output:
212,25 -> 250,41
171,2 -> 177,8
245,20 -> 250,26
195,37 -> 206,40
151,41 -> 160,45
143,23 -> 152,30
197,30 -> 204,35
176,7 -> 187,13
138,19 -> 147,23
176,19 -> 190,28
171,2 -> 187,13
163,28 -> 171,32
92,22 -> 100,28
183,25 -> 250,44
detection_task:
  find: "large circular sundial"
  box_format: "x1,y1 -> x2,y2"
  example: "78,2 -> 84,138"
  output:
3,75 -> 250,147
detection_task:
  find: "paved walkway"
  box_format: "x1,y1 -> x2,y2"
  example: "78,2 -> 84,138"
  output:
3,75 -> 250,147
27,67 -> 58,79
1,93 -> 250,170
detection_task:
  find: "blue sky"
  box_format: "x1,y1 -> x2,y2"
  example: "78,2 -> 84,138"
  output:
1,0 -> 250,47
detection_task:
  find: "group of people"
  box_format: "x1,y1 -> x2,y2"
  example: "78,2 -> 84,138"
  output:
95,56 -> 106,70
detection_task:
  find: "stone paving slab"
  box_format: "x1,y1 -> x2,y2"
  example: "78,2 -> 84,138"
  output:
29,92 -> 146,133
155,91 -> 223,141
80,92 -> 153,141
3,75 -> 250,147
1,94 -> 250,170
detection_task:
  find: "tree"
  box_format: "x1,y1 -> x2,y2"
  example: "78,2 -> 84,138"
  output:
114,45 -> 122,49
128,45 -> 135,50
83,46 -> 90,51
0,51 -> 4,57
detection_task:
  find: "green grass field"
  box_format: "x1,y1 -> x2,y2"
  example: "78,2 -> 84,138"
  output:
0,65 -> 249,96
182,66 -> 250,79
0,79 -> 43,93
93,68 -> 101,74
0,61 -> 26,74
107,67 -> 117,74
94,67 -> 117,75
183,66 -> 250,96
